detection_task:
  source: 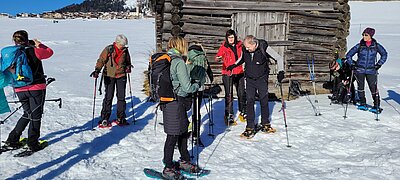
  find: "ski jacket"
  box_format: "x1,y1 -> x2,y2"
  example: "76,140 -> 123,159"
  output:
346,39 -> 387,75
95,43 -> 132,78
14,43 -> 54,93
187,46 -> 208,90
168,48 -> 199,98
236,39 -> 270,80
215,41 -> 244,75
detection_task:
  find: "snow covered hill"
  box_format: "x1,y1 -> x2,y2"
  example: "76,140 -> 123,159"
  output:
0,1 -> 399,179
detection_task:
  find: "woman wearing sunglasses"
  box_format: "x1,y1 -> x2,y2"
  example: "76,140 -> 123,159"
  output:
345,27 -> 388,114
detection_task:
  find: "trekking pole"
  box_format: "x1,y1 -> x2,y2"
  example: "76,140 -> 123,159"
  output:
279,83 -> 291,148
91,78 -> 98,130
195,92 -> 200,175
127,74 -> 136,124
204,91 -> 214,137
375,73 -> 380,121
190,93 -> 196,161
307,55 -> 321,116
0,102 -> 26,125
343,69 -> 354,119
226,71 -> 234,132
311,55 -> 321,115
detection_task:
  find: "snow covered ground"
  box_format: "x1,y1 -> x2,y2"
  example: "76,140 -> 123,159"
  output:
0,1 -> 399,179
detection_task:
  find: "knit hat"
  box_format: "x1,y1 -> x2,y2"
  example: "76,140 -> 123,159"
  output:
115,34 -> 128,47
362,27 -> 375,37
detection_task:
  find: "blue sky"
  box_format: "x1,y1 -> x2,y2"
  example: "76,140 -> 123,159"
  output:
0,0 -> 84,15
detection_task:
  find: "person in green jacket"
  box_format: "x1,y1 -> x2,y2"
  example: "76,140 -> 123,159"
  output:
186,43 -> 211,147
161,36 -> 201,179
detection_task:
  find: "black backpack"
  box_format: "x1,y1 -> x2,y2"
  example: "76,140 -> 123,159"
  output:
289,80 -> 308,96
148,53 -> 176,103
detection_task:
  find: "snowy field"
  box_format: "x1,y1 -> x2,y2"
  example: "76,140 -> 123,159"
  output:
0,1 -> 400,179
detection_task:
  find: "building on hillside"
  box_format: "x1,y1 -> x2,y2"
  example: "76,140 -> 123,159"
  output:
152,0 -> 351,96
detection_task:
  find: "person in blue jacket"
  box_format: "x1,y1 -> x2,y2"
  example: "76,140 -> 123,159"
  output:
346,27 -> 388,113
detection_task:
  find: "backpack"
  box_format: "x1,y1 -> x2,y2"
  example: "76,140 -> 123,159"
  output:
148,53 -> 176,103
0,45 -> 33,87
289,80 -> 308,97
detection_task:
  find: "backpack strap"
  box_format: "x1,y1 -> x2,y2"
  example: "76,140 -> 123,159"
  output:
106,44 -> 114,67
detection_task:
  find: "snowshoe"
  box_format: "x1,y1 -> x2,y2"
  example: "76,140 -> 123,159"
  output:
260,124 -> 277,133
13,139 -> 48,157
98,119 -> 112,128
224,115 -> 237,126
162,167 -> 183,180
357,105 -> 369,111
240,128 -> 256,139
238,112 -> 247,122
178,160 -> 210,177
1,138 -> 27,153
369,107 -> 383,114
113,118 -> 130,126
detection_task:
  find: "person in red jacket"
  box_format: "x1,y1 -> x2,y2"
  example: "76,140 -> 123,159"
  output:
5,30 -> 53,152
216,29 -> 246,125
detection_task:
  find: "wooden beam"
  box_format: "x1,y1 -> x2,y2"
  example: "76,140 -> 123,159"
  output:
183,1 -> 336,12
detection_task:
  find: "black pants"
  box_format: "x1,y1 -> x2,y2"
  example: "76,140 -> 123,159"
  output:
163,133 -> 190,168
222,74 -> 246,116
246,76 -> 269,129
100,76 -> 127,121
333,78 -> 355,103
192,91 -> 203,138
7,89 -> 46,148
355,73 -> 379,107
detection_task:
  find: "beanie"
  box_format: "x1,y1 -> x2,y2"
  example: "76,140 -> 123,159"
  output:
362,27 -> 375,37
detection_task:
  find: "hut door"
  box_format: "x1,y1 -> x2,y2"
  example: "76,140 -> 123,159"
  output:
233,12 -> 288,71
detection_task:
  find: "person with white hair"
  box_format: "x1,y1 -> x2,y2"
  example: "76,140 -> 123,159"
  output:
90,34 -> 132,127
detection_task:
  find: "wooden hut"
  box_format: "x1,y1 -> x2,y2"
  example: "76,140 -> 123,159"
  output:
153,0 -> 350,97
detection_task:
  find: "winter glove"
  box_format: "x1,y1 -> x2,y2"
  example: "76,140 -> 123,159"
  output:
226,64 -> 237,71
351,61 -> 357,70
375,64 -> 382,70
277,71 -> 285,83
90,70 -> 100,78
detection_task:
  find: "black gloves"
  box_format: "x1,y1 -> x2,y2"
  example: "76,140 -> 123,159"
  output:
351,61 -> 357,70
226,64 -> 237,71
90,70 -> 100,78
277,71 -> 285,83
375,64 -> 382,70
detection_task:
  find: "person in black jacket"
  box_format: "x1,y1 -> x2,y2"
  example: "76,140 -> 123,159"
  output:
328,58 -> 355,104
227,35 -> 285,139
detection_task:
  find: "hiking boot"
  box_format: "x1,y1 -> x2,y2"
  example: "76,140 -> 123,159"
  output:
98,119 -> 111,128
3,141 -> 24,149
116,118 -> 129,126
261,124 -> 277,133
193,137 -> 204,147
179,160 -> 201,174
28,144 -> 43,152
238,112 -> 247,122
162,167 -> 181,180
224,115 -> 237,126
240,128 -> 256,139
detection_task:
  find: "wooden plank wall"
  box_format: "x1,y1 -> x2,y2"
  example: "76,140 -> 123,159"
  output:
155,0 -> 350,86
